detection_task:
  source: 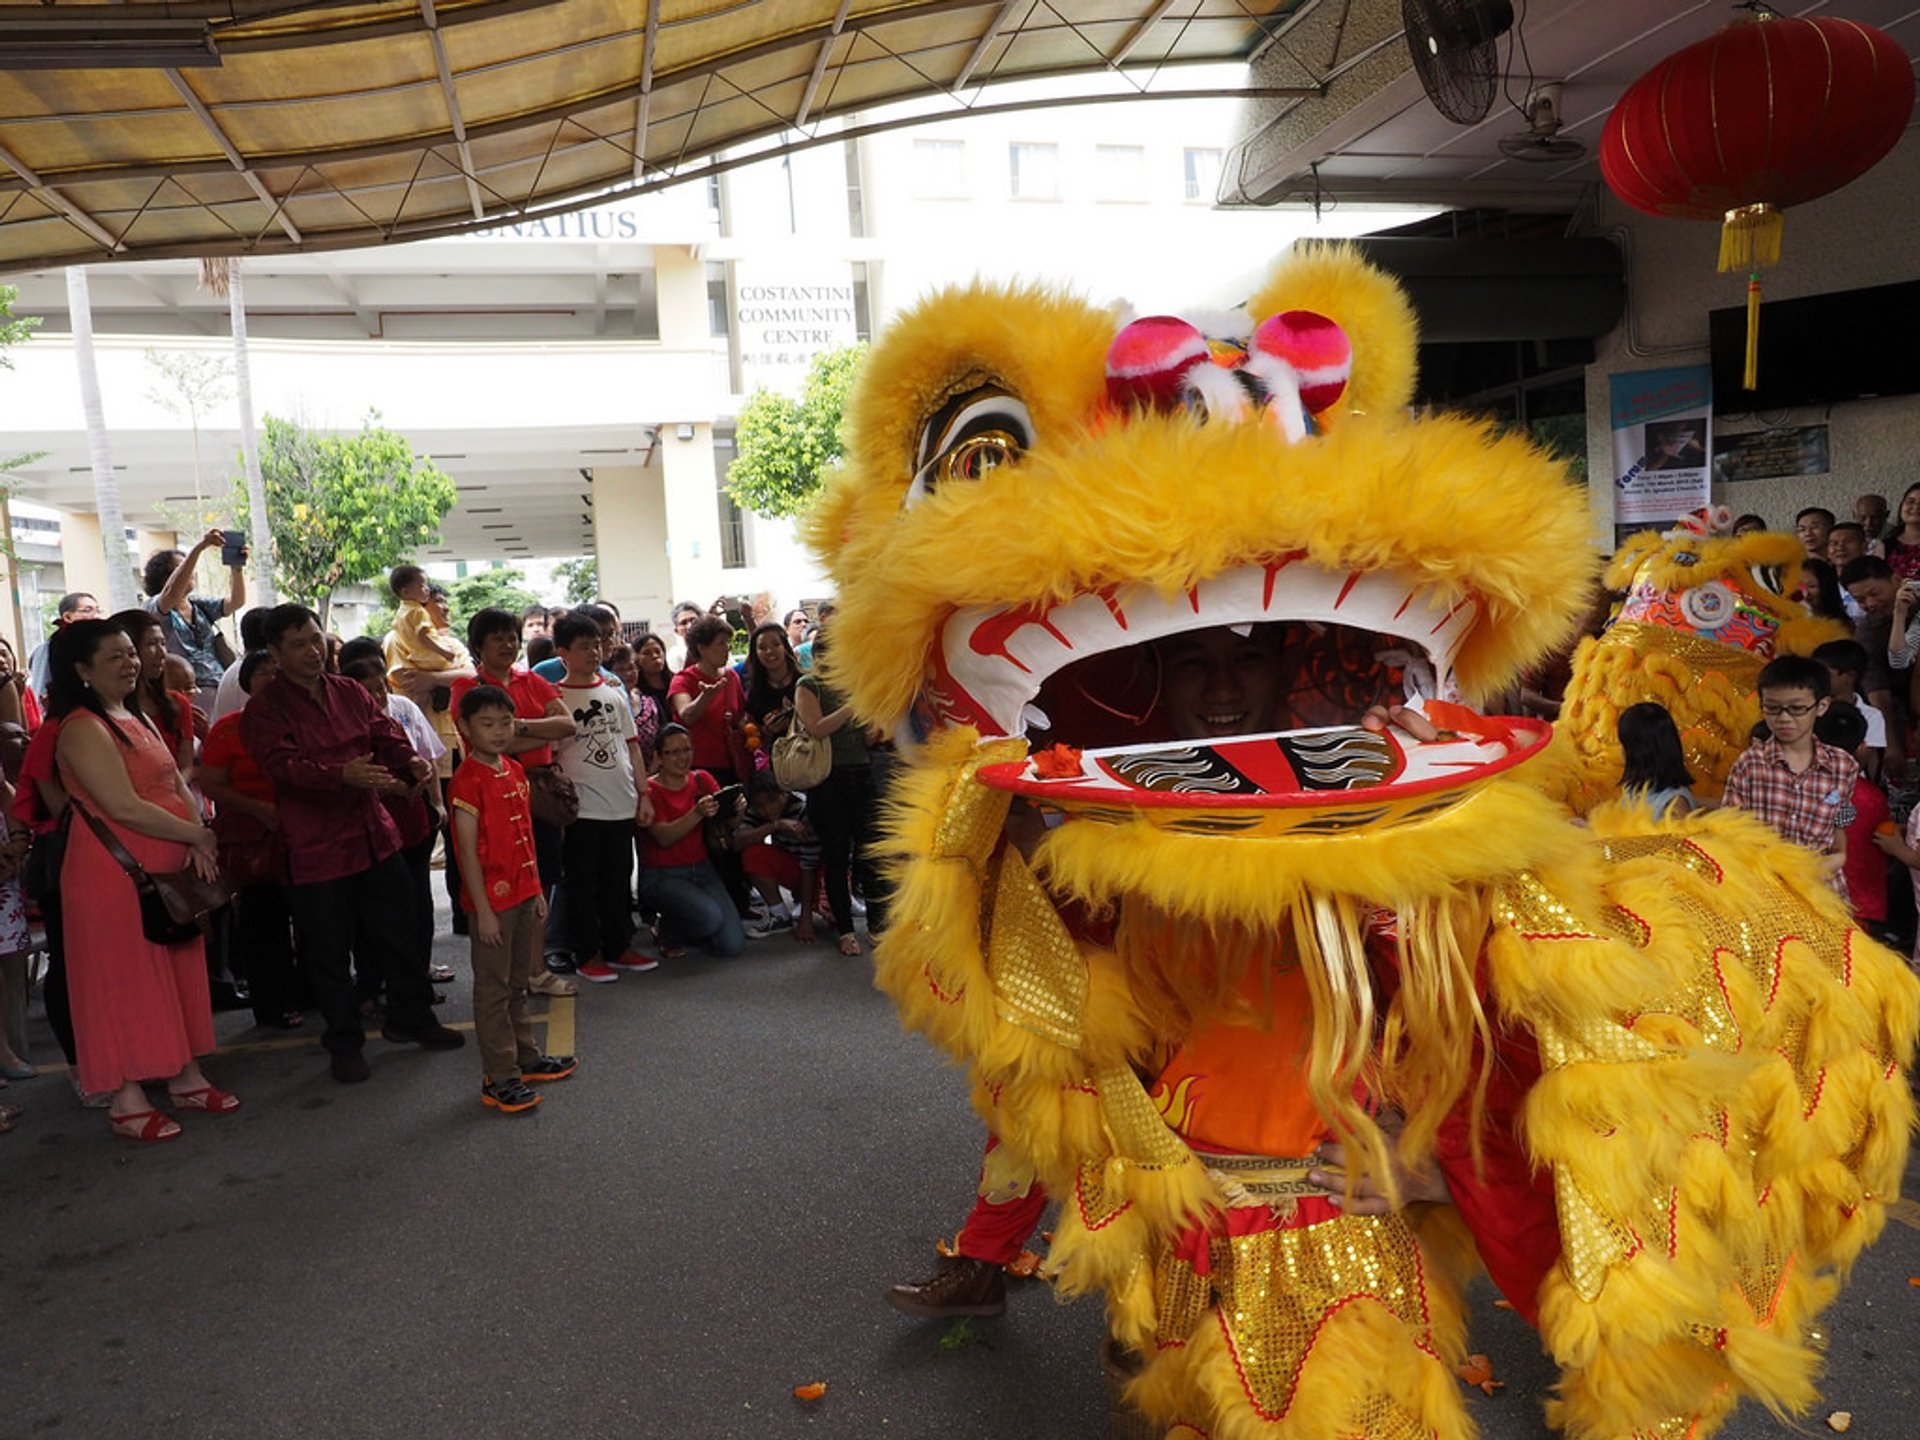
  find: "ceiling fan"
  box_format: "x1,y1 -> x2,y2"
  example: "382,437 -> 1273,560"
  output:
1497,83 -> 1587,162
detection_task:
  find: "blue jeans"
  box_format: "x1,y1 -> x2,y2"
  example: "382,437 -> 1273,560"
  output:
640,862 -> 745,958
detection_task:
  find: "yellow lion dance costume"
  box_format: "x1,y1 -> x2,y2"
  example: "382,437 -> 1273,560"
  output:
1558,519 -> 1845,811
805,246 -> 1918,1440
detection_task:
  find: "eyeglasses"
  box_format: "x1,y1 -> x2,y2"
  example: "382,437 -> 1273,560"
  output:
1758,702 -> 1818,718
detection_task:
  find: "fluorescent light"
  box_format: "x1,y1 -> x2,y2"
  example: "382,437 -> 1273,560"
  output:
0,17 -> 219,69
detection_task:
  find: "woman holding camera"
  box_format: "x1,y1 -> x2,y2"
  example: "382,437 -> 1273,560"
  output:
143,527 -> 247,711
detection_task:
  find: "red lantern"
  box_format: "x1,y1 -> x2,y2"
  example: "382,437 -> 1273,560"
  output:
1600,12 -> 1914,389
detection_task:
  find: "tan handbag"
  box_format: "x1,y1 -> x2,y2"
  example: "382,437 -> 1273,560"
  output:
771,720 -> 832,791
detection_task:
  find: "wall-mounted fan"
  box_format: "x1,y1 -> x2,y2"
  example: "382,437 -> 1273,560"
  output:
1497,83 -> 1587,162
1402,0 -> 1514,124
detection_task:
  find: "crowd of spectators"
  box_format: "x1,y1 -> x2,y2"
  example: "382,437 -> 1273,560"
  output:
0,560 -> 883,1136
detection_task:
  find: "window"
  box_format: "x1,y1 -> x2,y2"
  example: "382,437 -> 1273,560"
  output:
851,261 -> 873,342
1183,147 -> 1223,203
713,432 -> 746,569
1009,142 -> 1059,200
1093,144 -> 1146,201
912,139 -> 966,199
844,141 -> 867,238
706,261 -> 730,338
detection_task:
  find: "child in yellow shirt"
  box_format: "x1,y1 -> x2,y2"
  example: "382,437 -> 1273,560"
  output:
383,564 -> 474,769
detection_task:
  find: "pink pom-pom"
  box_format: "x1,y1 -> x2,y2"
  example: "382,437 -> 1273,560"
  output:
1106,315 -> 1209,414
1251,310 -> 1351,414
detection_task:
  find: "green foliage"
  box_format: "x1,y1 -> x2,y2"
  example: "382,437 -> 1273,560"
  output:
446,568 -> 540,630
0,285 -> 39,366
725,344 -> 866,518
553,556 -> 598,605
235,413 -> 456,624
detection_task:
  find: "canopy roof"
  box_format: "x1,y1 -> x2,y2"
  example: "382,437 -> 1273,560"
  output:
0,0 -> 1298,273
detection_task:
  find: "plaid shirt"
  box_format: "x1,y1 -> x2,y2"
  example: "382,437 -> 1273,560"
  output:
1723,737 -> 1860,856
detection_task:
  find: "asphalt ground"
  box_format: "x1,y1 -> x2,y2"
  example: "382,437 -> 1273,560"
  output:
3,899 -> 1917,1440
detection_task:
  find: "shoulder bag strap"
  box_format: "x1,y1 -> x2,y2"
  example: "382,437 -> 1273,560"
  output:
66,794 -> 155,887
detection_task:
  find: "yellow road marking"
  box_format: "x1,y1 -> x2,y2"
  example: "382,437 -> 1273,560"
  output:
545,994 -> 575,1057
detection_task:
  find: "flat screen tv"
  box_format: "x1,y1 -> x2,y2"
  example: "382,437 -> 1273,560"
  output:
1709,279 -> 1920,414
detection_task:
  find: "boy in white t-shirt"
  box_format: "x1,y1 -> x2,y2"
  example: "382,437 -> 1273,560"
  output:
552,614 -> 655,984
1813,638 -> 1888,781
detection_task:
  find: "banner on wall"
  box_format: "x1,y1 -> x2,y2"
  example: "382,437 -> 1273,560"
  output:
1712,424 -> 1830,484
1609,365 -> 1713,527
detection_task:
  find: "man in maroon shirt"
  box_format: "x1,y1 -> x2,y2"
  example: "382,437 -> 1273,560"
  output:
242,604 -> 465,1083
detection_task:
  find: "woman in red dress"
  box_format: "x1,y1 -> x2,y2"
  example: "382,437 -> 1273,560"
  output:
49,620 -> 233,1142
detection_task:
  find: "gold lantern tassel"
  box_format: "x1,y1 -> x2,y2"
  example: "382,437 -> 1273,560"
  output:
1720,204 -> 1782,392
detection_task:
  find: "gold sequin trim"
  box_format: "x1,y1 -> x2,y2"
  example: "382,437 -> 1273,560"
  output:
1155,1251 -> 1215,1348
1496,872 -> 1598,939
1555,1165 -> 1639,1302
1096,1063 -> 1195,1174
1601,622 -> 1766,687
934,739 -> 1025,866
1076,1160 -> 1131,1231
1210,1212 -> 1432,1420
986,848 -> 1087,1048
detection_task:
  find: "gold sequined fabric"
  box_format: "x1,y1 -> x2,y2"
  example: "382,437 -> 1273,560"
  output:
1096,1063 -> 1197,1173
934,739 -> 1025,866
986,848 -> 1088,1048
1077,1160 -> 1131,1230
1191,1212 -> 1434,1419
1495,872 -> 1599,939
1600,622 -> 1765,686
1554,1167 -> 1641,1303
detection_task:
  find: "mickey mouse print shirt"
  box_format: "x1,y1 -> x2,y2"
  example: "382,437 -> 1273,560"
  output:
556,676 -> 642,821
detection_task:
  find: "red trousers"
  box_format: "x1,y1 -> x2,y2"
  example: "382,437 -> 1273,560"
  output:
956,1136 -> 1049,1264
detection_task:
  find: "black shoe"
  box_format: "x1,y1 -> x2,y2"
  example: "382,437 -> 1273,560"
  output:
330,1051 -> 371,1085
544,952 -> 577,975
381,1022 -> 466,1051
884,1257 -> 1007,1318
522,1054 -> 576,1082
481,1077 -> 541,1114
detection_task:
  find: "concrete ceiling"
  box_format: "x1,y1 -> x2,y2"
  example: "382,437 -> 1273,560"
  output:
1223,0 -> 1920,213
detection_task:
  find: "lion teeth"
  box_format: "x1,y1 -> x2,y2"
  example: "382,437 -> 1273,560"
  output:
1229,623 -> 1253,638
1021,702 -> 1052,733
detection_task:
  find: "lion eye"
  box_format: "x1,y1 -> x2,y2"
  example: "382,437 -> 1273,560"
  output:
905,388 -> 1032,508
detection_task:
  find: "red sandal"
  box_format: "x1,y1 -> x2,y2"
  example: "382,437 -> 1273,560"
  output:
167,1085 -> 242,1114
109,1109 -> 182,1142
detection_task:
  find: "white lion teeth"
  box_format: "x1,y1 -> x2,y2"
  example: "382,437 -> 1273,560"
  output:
1021,702 -> 1052,733
1229,623 -> 1253,638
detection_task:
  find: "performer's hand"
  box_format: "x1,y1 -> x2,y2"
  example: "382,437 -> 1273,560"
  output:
1359,703 -> 1440,744
1307,1119 -> 1450,1214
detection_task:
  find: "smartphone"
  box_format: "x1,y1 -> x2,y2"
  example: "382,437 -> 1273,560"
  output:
220,529 -> 246,566
711,783 -> 744,813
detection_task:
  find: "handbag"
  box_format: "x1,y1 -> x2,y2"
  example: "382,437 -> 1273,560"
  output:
211,628 -> 238,670
523,764 -> 580,828
771,720 -> 833,791
69,798 -> 233,945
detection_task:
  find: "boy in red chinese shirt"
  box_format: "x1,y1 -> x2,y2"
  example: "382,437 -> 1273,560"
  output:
449,685 -> 576,1114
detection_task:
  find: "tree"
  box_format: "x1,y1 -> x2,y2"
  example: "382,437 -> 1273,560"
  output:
0,283 -> 40,363
553,556 -> 598,604
236,413 -> 456,629
144,348 -> 233,527
446,567 -> 540,629
725,343 -> 865,518
202,258 -> 277,605
66,267 -> 137,611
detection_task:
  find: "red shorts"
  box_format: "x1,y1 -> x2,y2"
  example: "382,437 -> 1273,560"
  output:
742,844 -> 802,891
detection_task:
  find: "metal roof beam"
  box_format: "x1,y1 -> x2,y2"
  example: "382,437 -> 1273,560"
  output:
795,0 -> 854,128
954,0 -> 1022,90
633,0 -> 660,180
0,142 -> 124,254
162,71 -> 303,245
1109,0 -> 1180,64
419,0 -> 488,220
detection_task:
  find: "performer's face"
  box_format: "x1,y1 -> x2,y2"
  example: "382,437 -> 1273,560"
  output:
1155,624 -> 1288,741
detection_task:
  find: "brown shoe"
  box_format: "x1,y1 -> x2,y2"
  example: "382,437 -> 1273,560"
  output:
884,1256 -> 1007,1318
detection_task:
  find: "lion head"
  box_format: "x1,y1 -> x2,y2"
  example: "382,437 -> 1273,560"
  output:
807,245 -> 1594,917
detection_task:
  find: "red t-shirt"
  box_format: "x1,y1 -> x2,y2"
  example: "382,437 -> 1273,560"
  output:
447,754 -> 542,913
450,668 -> 563,767
14,715 -> 59,835
199,713 -> 275,804
1841,775 -> 1890,922
642,769 -> 718,869
667,665 -> 743,773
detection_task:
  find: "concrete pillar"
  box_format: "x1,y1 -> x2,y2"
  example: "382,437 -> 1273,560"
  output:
655,244 -> 710,347
591,463 -> 673,633
657,423 -> 726,618
59,512 -> 115,609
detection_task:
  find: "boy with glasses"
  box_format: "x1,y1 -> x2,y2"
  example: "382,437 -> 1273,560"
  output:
1724,655 -> 1859,886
